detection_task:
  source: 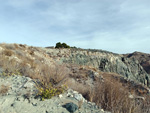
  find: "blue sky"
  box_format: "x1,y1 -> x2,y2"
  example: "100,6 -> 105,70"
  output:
0,0 -> 150,53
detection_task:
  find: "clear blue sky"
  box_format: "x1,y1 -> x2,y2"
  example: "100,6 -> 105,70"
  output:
0,0 -> 150,54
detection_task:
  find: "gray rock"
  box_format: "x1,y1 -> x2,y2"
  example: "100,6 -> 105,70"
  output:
73,93 -> 84,101
63,102 -> 78,113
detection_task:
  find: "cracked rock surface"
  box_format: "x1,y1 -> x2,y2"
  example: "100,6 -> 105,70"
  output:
0,75 -> 110,113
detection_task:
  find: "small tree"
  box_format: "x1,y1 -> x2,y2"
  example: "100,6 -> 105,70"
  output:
55,42 -> 70,48
55,42 -> 63,48
62,43 -> 67,48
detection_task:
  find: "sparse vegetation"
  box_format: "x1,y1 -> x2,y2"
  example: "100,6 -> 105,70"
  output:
0,71 -> 21,77
37,64 -> 69,86
35,82 -> 66,101
80,78 -> 150,113
0,55 -> 22,76
93,81 -> 134,113
34,63 -> 69,100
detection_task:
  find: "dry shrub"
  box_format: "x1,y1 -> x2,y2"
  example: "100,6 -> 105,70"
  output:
0,43 -> 16,50
19,44 -> 26,48
0,85 -> 9,95
34,63 -> 70,100
18,62 -> 34,77
2,49 -> 13,56
95,82 -> 131,113
66,78 -> 88,95
5,44 -> 16,50
29,50 -> 34,55
14,55 -> 37,77
0,50 -> 36,77
0,55 -> 21,76
83,80 -> 141,113
37,63 -> 70,87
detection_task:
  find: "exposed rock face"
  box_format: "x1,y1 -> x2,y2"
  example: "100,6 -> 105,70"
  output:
1,43 -> 149,87
45,49 -> 150,87
124,51 -> 150,74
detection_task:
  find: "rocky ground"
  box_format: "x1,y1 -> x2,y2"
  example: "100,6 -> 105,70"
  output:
0,75 -> 109,113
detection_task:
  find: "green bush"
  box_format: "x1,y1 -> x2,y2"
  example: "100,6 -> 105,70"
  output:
55,42 -> 70,48
0,70 -> 21,77
55,42 -> 62,48
35,82 -> 67,101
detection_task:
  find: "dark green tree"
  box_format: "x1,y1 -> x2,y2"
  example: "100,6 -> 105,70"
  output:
62,43 -> 70,48
55,42 -> 63,48
55,42 -> 70,48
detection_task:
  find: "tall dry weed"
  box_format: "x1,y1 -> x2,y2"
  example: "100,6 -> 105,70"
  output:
0,55 -> 21,75
84,80 -> 141,113
37,63 -> 70,87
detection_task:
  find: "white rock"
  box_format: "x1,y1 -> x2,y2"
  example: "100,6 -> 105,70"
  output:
101,109 -> 104,112
73,91 -> 78,94
88,102 -> 92,105
73,93 -> 84,101
23,81 -> 34,89
59,94 -> 63,98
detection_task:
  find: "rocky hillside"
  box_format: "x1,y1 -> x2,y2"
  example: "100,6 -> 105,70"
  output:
124,51 -> 150,75
42,48 -> 150,87
0,43 -> 150,113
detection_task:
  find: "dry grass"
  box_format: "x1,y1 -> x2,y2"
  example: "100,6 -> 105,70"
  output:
66,78 -> 88,95
33,63 -> 70,100
82,80 -> 138,113
96,82 -> 134,113
36,63 -> 70,87
0,55 -> 20,75
2,49 -> 13,56
80,78 -> 150,113
0,85 -> 9,96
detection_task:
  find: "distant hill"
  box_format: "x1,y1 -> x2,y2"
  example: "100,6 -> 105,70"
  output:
124,51 -> 150,74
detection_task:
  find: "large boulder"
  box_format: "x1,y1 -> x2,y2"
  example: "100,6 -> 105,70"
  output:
63,102 -> 78,113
